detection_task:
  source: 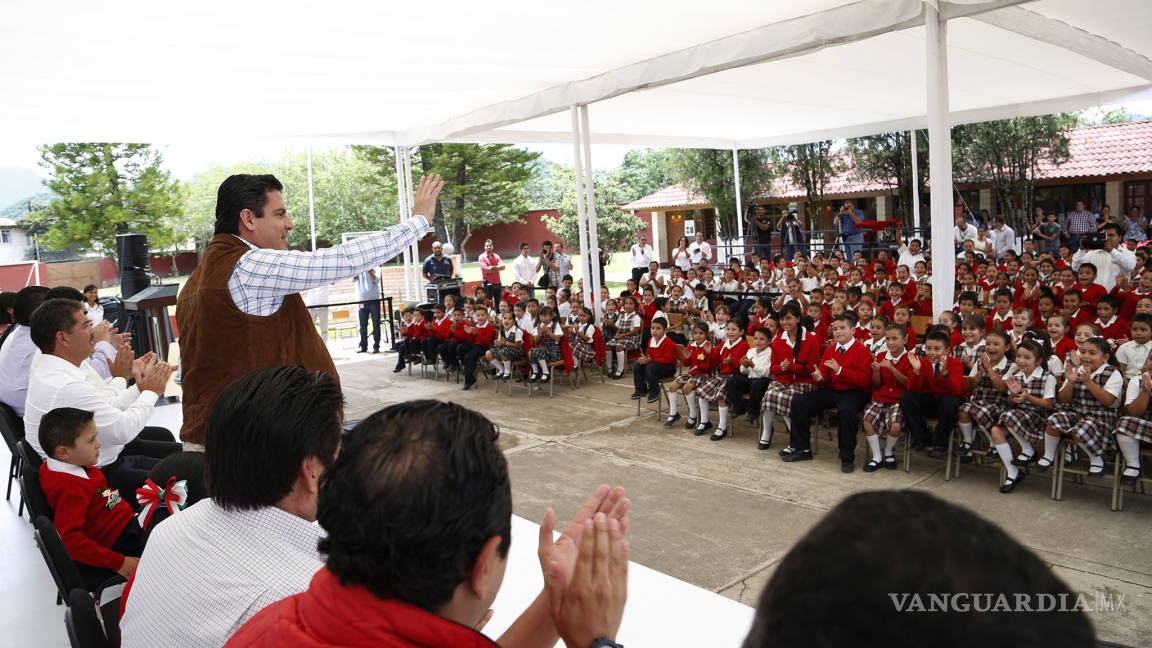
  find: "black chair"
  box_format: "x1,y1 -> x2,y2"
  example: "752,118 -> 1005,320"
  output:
65,588 -> 118,648
0,401 -> 24,512
33,516 -> 123,606
17,439 -> 51,522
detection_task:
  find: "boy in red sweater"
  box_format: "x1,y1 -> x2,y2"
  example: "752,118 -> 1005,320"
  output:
861,324 -> 913,472
392,309 -> 428,372
898,330 -> 966,458
784,313 -> 874,473
38,407 -> 147,579
632,317 -> 678,403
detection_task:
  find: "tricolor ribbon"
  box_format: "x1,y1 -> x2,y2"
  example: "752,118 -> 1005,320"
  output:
135,476 -> 189,528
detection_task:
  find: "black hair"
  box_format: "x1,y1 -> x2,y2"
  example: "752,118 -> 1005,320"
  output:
317,401 -> 511,612
957,291 -> 978,305
742,491 -> 1093,648
539,306 -> 556,319
562,274 -> 573,282
752,326 -> 772,339
1078,262 -> 1097,275
1101,222 -> 1122,235
651,316 -> 669,329
993,288 -> 1013,302
1015,339 -> 1049,368
29,298 -> 83,353
1132,313 -> 1152,329
924,330 -> 951,347
1096,294 -> 1119,310
82,284 -> 98,294
12,285 -> 50,325
653,297 -> 668,310
1083,337 -> 1120,368
214,174 -> 284,236
692,321 -> 711,337
520,242 -> 529,249
44,286 -> 83,302
885,323 -> 907,338
833,312 -> 858,327
205,366 -> 345,511
0,292 -> 16,326
38,407 -> 93,458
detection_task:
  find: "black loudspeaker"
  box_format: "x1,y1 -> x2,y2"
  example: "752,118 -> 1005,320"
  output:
116,233 -> 151,299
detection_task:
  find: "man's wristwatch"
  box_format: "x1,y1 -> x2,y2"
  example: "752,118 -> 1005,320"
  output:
589,639 -> 622,648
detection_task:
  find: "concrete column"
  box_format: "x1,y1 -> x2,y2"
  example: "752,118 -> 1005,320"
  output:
874,195 -> 889,220
1106,181 -> 1122,213
980,189 -> 994,217
650,211 -> 668,264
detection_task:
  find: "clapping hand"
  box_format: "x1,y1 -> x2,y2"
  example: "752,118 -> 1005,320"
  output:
107,344 -> 134,379
811,368 -> 824,382
823,358 -> 841,373
1141,373 -> 1152,393
1065,361 -> 1082,383
778,358 -> 791,372
131,352 -> 157,383
909,354 -> 922,374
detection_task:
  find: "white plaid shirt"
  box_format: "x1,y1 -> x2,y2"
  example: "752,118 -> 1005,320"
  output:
121,500 -> 324,648
1065,209 -> 1098,235
228,216 -> 430,316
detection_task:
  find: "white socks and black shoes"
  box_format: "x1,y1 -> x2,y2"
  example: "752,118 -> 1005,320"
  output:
863,435 -> 884,472
1117,434 -> 1144,485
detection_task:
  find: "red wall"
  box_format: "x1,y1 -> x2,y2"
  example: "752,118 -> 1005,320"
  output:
0,251 -> 199,293
0,262 -> 46,292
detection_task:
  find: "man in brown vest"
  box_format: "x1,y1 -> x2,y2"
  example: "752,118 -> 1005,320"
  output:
177,173 -> 442,447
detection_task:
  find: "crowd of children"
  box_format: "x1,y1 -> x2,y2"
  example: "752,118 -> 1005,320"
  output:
392,241 -> 1152,491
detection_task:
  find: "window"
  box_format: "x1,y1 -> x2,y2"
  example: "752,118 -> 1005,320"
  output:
1125,180 -> 1150,218
1034,182 -> 1106,218
0,230 -> 10,244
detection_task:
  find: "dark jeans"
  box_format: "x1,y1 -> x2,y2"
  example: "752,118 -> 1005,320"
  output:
725,375 -> 769,414
461,344 -> 490,383
633,361 -> 676,397
753,241 -> 771,260
898,391 -> 964,448
483,282 -> 503,303
631,267 -> 647,286
394,338 -> 421,366
422,337 -> 448,363
438,341 -> 468,368
358,300 -> 381,351
783,244 -> 809,261
789,388 -> 869,461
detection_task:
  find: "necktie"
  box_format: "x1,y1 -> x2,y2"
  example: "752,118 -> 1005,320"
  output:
933,363 -> 940,377
839,346 -> 845,355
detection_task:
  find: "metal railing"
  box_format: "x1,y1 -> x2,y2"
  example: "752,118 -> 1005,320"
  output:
306,295 -> 400,346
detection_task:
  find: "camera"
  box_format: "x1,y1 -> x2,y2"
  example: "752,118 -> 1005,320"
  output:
1082,232 -> 1106,250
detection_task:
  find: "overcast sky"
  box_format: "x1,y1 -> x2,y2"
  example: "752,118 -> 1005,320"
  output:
3,100 -> 1149,181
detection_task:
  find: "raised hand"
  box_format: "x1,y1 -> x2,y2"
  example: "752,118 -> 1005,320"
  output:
410,174 -> 444,222
909,354 -> 922,373
537,486 -> 630,601
1141,373 -> 1152,393
131,351 -> 157,383
544,513 -> 628,648
824,358 -> 841,373
92,320 -> 112,344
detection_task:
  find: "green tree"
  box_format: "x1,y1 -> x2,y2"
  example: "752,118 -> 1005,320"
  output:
844,131 -> 929,227
668,148 -> 774,236
766,142 -> 842,231
611,148 -> 678,202
953,114 -> 1079,233
30,143 -> 183,254
405,144 -> 539,261
542,165 -> 646,254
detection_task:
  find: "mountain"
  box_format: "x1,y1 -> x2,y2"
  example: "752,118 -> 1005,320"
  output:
0,167 -> 47,208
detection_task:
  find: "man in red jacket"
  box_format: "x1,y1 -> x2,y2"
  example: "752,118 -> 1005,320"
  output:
225,401 -> 631,648
784,313 -> 873,473
898,330 -> 966,458
38,407 -> 147,579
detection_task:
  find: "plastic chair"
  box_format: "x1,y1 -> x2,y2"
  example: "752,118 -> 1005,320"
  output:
64,588 -> 115,648
0,402 -> 25,512
34,516 -> 124,606
1111,443 -> 1151,511
17,439 -> 50,522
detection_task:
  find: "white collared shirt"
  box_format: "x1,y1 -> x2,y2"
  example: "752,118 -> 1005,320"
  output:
1014,366 -> 1057,399
1116,339 -> 1152,380
1060,363 -> 1123,405
1124,372 -> 1151,406
968,355 -> 1009,378
629,244 -> 654,268
741,347 -> 772,378
45,457 -> 88,479
649,334 -> 667,348
512,253 -> 536,285
24,353 -> 158,466
121,501 -> 324,648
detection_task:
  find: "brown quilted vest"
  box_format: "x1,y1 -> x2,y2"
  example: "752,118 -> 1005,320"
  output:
176,234 -> 338,444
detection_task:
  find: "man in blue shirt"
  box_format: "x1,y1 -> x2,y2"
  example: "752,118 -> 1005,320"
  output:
354,267 -> 380,353
836,200 -> 865,259
422,241 -> 455,281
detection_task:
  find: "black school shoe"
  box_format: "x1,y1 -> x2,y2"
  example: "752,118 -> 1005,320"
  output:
694,422 -> 713,436
999,470 -> 1026,494
841,461 -> 855,473
781,449 -> 813,462
709,429 -> 727,441
629,391 -> 644,400
664,414 -> 682,428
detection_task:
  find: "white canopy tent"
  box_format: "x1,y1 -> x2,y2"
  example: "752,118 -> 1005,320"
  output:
3,0 -> 1150,312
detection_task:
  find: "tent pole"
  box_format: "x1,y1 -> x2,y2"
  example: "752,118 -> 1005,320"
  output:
306,146 -> 317,252
580,105 -> 603,319
404,148 -> 423,300
571,105 -> 593,311
926,2 -> 955,317
910,130 -> 921,230
395,146 -> 413,301
733,148 -> 744,263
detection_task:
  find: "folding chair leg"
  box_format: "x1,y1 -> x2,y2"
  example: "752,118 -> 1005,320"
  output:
1051,439 -> 1065,501
944,429 -> 956,481
903,434 -> 911,473
6,455 -> 15,501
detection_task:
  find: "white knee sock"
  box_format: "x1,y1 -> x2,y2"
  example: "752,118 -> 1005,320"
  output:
1008,429 -> 1035,458
1043,434 -> 1060,462
761,413 -> 774,443
995,442 -> 1017,477
615,350 -> 626,370
1086,447 -> 1104,469
538,358 -> 550,375
958,421 -> 975,444
698,396 -> 710,424
669,393 -> 680,417
884,434 -> 899,457
504,359 -> 514,373
687,394 -> 699,420
1116,434 -> 1142,470
867,434 -> 882,462
719,406 -> 729,430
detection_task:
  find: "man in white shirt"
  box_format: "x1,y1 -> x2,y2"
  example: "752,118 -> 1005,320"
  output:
629,233 -> 654,286
121,366 -> 343,648
511,242 -> 537,297
893,229 -> 926,270
24,298 -> 175,494
353,266 -> 381,353
688,232 -> 712,266
1071,222 -> 1136,292
0,286 -> 50,414
953,214 -> 978,247
990,215 -> 1017,259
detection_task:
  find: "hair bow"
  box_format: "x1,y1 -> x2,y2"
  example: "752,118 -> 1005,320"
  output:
135,476 -> 189,529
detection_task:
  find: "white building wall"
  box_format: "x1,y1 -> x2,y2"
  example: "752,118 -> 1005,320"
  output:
0,226 -> 30,263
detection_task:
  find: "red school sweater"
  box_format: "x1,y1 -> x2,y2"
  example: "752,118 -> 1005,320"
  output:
713,338 -> 749,375
39,464 -> 133,571
644,334 -> 678,366
872,348 -> 913,403
907,355 -> 965,398
816,340 -> 872,391
468,322 -> 496,347
684,342 -> 715,375
770,329 -> 823,385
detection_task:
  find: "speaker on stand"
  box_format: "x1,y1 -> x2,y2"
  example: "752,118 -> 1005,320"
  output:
116,233 -> 154,357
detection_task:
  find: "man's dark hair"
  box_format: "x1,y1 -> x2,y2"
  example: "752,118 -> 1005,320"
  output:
13,285 -> 50,325
1101,222 -> 1122,236
542,240 -> 552,247
317,400 -> 511,612
205,365 -> 344,511
29,298 -> 83,354
44,286 -> 83,302
742,491 -> 1094,648
38,407 -> 94,458
214,174 -> 284,236
520,242 -> 529,249
0,292 -> 16,326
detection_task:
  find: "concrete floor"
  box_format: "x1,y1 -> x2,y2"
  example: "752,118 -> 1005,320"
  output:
3,344 -> 1150,646
342,350 -> 1152,647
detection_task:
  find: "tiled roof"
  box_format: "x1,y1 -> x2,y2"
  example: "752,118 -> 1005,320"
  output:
622,183 -> 710,211
623,120 -> 1152,210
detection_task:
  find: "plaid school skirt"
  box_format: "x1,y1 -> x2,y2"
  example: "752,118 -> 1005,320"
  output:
572,336 -> 597,364
694,372 -> 733,402
958,400 -> 1005,432
862,401 -> 900,433
530,339 -> 562,363
1046,409 -> 1118,457
673,372 -> 711,389
761,382 -> 816,417
1115,415 -> 1152,444
491,346 -> 526,361
996,408 -> 1049,444
606,332 -> 640,351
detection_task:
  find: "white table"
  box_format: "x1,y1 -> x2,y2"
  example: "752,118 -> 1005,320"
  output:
146,401 -> 183,439
485,516 -> 755,647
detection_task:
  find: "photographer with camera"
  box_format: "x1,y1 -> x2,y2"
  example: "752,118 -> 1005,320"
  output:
834,201 -> 865,259
1072,222 -> 1135,292
776,211 -> 808,261
536,240 -> 562,292
747,205 -> 775,259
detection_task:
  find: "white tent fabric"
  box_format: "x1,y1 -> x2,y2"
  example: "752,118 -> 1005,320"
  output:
2,0 -> 1148,146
